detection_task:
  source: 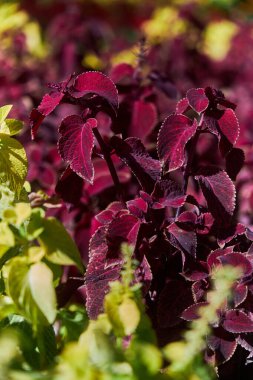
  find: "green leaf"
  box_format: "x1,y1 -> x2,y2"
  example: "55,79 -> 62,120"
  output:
26,208 -> 45,240
0,105 -> 12,125
29,262 -> 57,324
7,258 -> 57,326
38,218 -> 84,273
118,298 -> 140,336
0,222 -> 15,257
0,119 -> 24,136
0,133 -> 27,195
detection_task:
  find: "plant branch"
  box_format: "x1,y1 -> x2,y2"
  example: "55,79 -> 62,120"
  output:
93,127 -> 123,201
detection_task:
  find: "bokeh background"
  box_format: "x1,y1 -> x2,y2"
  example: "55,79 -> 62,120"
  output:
3,0 -> 253,259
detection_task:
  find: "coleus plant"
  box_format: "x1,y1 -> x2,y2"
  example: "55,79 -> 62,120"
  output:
31,71 -> 253,375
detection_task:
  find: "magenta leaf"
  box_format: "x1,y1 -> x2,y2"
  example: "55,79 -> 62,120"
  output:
167,221 -> 197,257
192,280 -> 209,303
223,310 -> 253,333
176,97 -> 190,114
129,100 -> 157,140
109,63 -> 134,85
233,284 -> 248,308
86,226 -> 123,319
208,327 -> 237,364
111,136 -> 161,193
71,71 -> 118,111
186,88 -> 209,114
218,108 -> 239,147
218,253 -> 252,277
207,247 -> 234,270
195,167 -> 236,223
157,114 -> 197,172
58,116 -> 96,183
181,302 -> 209,321
151,179 -> 186,208
30,92 -> 64,139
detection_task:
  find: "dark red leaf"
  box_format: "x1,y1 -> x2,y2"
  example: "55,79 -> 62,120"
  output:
233,284 -> 248,308
129,100 -> 157,140
109,63 -> 134,85
175,97 -> 190,114
111,136 -> 161,193
167,221 -> 197,257
181,302 -> 209,321
192,280 -> 209,302
186,88 -> 209,113
86,226 -> 123,319
219,253 -> 252,277
55,166 -> 84,206
196,212 -> 214,235
218,108 -> 239,147
72,71 -> 118,111
195,167 -> 236,223
217,223 -> 246,248
208,327 -> 237,364
157,114 -> 197,172
30,91 -> 65,139
58,116 -> 96,183
151,179 -> 186,208
223,310 -> 253,333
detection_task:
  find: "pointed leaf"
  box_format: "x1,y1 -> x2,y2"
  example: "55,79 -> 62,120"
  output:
38,217 -> 84,272
187,88 -> 209,113
111,136 -> 161,193
151,179 -> 186,208
157,114 -> 197,172
0,119 -> 23,136
129,100 -> 157,140
195,168 -> 235,223
0,105 -> 12,124
58,116 -> 96,183
181,302 -> 209,321
167,221 -> 197,257
208,327 -> 237,364
72,71 -> 118,111
29,262 -> 57,324
218,108 -> 239,147
223,310 -> 253,333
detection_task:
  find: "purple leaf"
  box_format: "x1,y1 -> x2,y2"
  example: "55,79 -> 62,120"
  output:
223,310 -> 253,333
58,116 -> 96,183
86,226 -> 123,319
111,136 -> 161,193
207,247 -> 234,270
157,114 -> 197,172
176,97 -> 190,114
126,197 -> 148,218
55,166 -> 84,207
167,221 -> 197,257
71,71 -> 118,111
187,88 -> 209,113
192,280 -> 209,302
218,108 -> 239,147
208,327 -> 237,364
129,100 -> 157,140
30,92 -> 65,139
219,253 -> 252,277
151,179 -> 186,208
181,302 -> 209,321
233,284 -> 248,308
109,63 -> 134,85
217,223 -> 246,248
195,167 -> 236,223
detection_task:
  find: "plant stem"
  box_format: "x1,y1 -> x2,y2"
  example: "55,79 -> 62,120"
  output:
93,127 -> 123,201
176,115 -> 204,218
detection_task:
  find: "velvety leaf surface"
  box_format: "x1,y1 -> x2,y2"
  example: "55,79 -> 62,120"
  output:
218,108 -> 239,147
129,100 -> 157,140
223,310 -> 253,333
167,221 -> 197,257
195,168 -> 235,223
86,226 -> 123,319
111,136 -> 161,193
151,179 -> 186,208
72,71 -> 118,111
186,88 -> 209,113
157,114 -> 197,172
58,116 -> 96,183
175,97 -> 190,114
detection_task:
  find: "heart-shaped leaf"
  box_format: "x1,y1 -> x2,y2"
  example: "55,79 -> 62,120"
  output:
58,116 -> 96,183
187,88 -> 209,113
157,114 -> 197,172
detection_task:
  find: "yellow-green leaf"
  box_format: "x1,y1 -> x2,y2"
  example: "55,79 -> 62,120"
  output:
0,221 -> 14,257
118,298 -> 140,336
0,119 -> 24,136
0,133 -> 27,195
38,217 -> 84,273
0,105 -> 12,125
